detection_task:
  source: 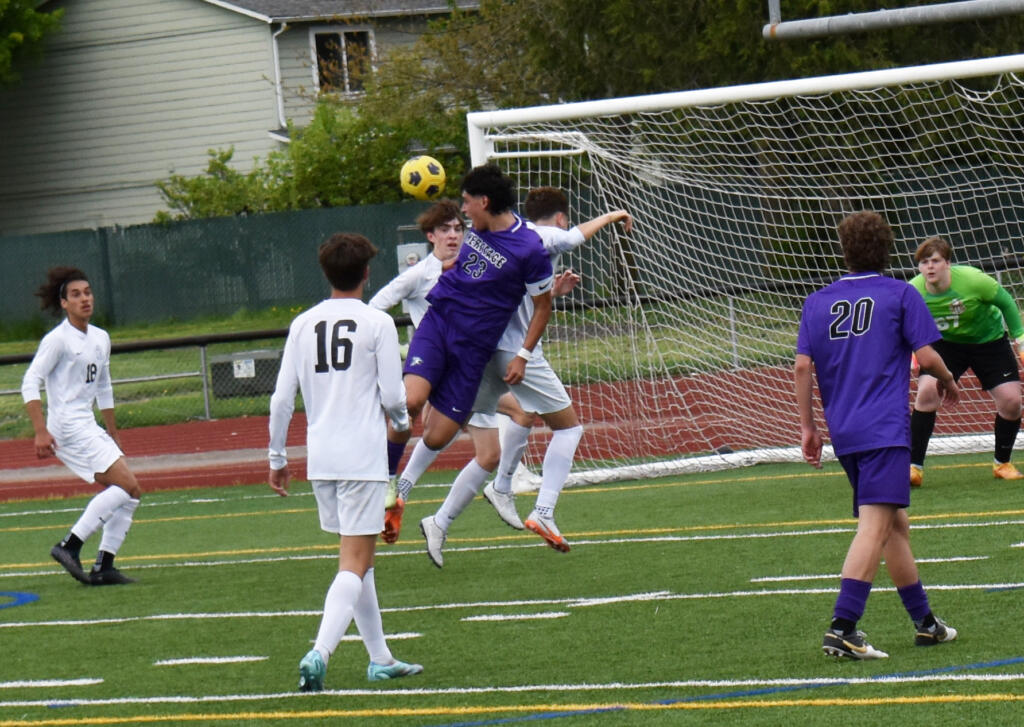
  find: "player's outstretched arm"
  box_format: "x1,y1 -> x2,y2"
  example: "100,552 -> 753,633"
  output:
577,210 -> 633,240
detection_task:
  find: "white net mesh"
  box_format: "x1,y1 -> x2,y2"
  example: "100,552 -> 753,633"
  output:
477,69 -> 1024,482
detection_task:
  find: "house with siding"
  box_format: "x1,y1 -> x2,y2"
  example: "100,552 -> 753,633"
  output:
0,0 -> 475,235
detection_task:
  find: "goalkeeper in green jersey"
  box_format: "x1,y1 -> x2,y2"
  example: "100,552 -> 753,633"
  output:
909,236 -> 1024,486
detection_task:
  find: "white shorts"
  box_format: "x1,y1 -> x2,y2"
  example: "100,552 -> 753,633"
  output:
468,412 -> 499,428
472,350 -> 572,417
55,423 -> 123,483
312,479 -> 386,536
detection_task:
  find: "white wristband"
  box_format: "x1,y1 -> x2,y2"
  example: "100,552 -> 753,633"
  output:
516,347 -> 532,361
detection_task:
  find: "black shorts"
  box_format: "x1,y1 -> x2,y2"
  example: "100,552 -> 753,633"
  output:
931,336 -> 1021,390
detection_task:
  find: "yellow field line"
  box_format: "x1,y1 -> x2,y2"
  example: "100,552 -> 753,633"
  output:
5,501 -> 1024,570
3,692 -> 1024,725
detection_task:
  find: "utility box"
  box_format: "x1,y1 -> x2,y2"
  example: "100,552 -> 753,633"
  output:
210,349 -> 282,398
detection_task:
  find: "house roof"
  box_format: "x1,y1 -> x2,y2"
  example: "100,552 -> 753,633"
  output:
203,0 -> 479,23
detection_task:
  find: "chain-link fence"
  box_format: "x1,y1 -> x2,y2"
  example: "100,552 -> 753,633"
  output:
0,202 -> 433,330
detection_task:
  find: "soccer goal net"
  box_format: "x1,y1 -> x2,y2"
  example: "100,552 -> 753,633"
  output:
467,54 -> 1024,484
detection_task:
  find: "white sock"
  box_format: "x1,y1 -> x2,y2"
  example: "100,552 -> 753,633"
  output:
313,570 -> 363,664
397,440 -> 443,499
98,497 -> 140,555
70,486 -> 131,542
493,421 -> 531,494
352,568 -> 393,665
536,425 -> 583,512
435,459 -> 491,532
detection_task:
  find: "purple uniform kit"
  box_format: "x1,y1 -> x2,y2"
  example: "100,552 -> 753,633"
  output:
404,216 -> 553,423
794,211 -> 958,661
797,274 -> 941,464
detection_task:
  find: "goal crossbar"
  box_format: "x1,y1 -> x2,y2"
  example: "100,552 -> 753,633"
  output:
468,53 -> 1024,164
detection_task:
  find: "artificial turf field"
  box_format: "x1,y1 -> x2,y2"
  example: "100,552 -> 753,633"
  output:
1,451 -> 1023,726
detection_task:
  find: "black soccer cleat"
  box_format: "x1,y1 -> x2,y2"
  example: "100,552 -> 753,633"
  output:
50,543 -> 91,584
822,629 -> 888,659
89,566 -> 136,585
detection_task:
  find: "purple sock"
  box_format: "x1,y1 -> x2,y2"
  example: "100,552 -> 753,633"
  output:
897,580 -> 931,622
387,440 -> 406,477
833,578 -> 872,623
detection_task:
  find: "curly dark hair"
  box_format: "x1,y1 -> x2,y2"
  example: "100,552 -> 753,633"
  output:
460,164 -> 516,214
36,266 -> 89,315
837,212 -> 892,273
318,233 -> 377,292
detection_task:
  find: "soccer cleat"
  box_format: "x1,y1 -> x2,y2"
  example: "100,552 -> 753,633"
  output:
367,659 -> 424,682
381,496 -> 404,544
910,464 -> 923,488
524,510 -> 570,553
915,616 -> 958,646
50,543 -> 90,584
482,482 -> 525,530
298,649 -> 326,692
993,462 -> 1024,480
89,565 -> 136,585
384,476 -> 399,510
419,515 -> 446,568
822,629 -> 889,660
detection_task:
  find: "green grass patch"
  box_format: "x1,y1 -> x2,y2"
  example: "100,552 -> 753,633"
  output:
0,452 -> 1020,725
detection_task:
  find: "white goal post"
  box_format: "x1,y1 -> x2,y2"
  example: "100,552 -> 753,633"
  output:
467,54 -> 1024,484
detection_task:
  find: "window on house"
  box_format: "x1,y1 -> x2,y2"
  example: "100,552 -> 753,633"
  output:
314,29 -> 374,94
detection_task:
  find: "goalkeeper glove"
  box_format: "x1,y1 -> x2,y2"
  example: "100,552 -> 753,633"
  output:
1016,335 -> 1024,365
910,352 -> 920,376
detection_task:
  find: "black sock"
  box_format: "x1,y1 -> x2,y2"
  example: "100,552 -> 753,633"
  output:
994,415 -> 1021,464
94,551 -> 115,570
911,409 -> 937,466
830,617 -> 856,635
916,612 -> 936,629
61,533 -> 84,555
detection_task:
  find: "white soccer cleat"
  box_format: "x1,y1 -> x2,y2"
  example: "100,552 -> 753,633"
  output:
419,515 -> 446,569
482,482 -> 524,530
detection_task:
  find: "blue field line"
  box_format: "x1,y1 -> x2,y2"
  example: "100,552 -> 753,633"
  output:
424,657 -> 1024,727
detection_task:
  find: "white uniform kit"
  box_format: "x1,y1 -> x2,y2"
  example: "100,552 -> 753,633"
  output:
368,254 -> 443,328
471,222 -> 582,419
21,319 -> 122,481
269,297 -> 409,535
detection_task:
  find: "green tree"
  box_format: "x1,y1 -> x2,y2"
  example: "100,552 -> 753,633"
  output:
155,0 -> 1024,220
0,0 -> 62,87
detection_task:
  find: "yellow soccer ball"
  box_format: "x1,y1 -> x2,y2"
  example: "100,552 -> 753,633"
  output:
400,156 -> 445,200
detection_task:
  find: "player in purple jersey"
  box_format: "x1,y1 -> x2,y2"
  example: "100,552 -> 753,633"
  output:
381,164 -> 554,542
795,211 -> 960,660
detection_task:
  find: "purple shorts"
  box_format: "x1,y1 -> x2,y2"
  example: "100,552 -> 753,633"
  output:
403,307 -> 496,424
837,446 -> 911,517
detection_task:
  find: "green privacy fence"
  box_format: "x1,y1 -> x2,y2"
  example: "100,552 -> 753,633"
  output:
0,201 -> 434,328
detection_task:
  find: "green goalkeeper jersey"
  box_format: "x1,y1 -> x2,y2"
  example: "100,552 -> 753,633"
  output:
909,264 -> 1024,344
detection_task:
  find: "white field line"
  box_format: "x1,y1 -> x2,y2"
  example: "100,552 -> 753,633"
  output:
0,482 -> 446,520
461,612 -> 571,622
4,582 -> 1024,631
5,671 -> 1024,708
0,679 -> 102,689
4,519 -> 1021,581
154,656 -> 267,666
751,555 -> 991,583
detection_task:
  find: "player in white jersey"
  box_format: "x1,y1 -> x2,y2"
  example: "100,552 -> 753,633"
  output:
414,188 -> 633,565
22,267 -> 142,586
267,233 -> 422,692
369,200 -> 463,329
